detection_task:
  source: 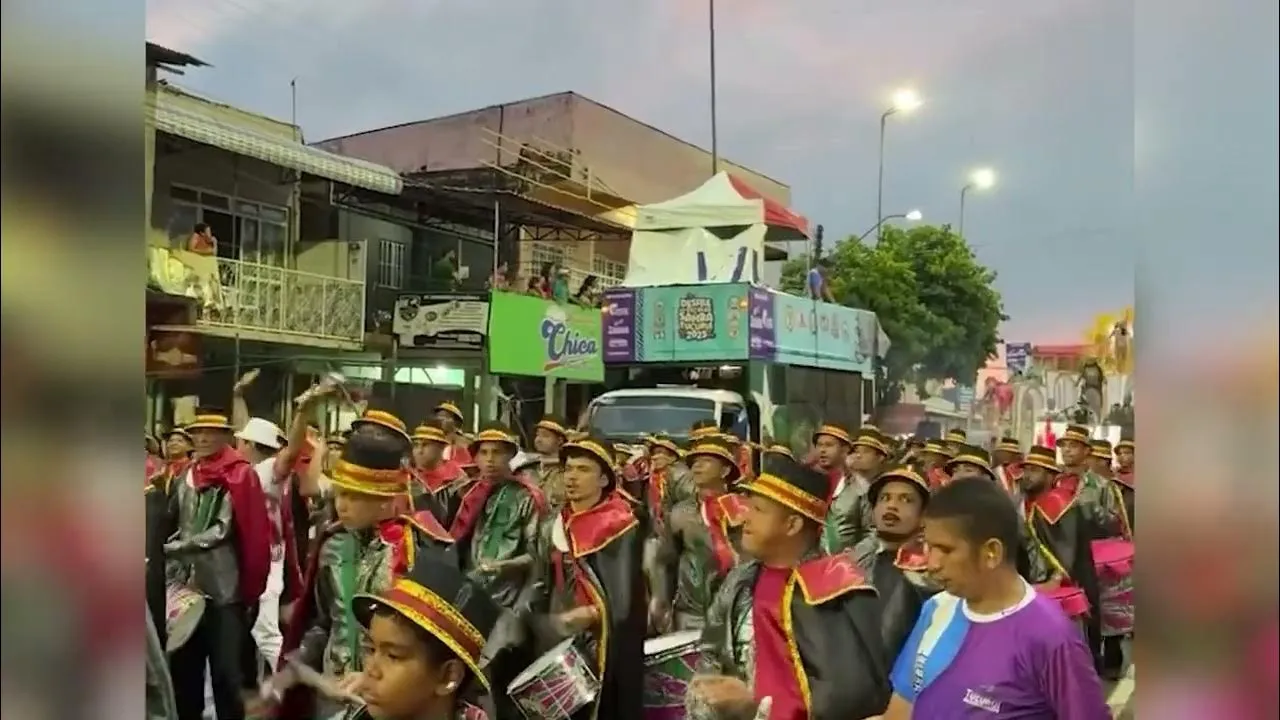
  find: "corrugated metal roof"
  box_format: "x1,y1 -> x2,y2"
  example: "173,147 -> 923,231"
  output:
153,91 -> 402,195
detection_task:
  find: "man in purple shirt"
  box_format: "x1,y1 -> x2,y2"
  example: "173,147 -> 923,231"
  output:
878,477 -> 1112,719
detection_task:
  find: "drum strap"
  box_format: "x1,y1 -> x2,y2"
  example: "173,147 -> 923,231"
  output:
341,539 -> 360,668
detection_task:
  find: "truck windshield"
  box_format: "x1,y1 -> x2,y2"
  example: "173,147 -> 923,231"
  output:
588,396 -> 717,443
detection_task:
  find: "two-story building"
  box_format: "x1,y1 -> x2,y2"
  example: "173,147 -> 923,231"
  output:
145,42 -> 404,430
314,91 -> 795,428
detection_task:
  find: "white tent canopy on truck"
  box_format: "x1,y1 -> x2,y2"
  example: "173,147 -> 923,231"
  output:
624,172 -> 809,287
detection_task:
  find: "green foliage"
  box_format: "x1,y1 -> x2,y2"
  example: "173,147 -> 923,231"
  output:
780,224 -> 1007,407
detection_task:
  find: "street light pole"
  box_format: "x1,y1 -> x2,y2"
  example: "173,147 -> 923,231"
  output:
957,167 -> 995,238
874,88 -> 921,242
709,0 -> 719,175
876,110 -> 892,242
858,209 -> 923,242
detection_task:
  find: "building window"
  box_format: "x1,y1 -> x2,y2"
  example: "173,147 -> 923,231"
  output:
526,242 -> 567,278
378,239 -> 405,289
591,254 -> 627,287
168,184 -> 288,267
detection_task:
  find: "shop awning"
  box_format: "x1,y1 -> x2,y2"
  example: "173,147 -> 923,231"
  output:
153,92 -> 403,195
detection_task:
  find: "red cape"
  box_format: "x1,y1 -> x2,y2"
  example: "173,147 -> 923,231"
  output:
192,446 -> 273,605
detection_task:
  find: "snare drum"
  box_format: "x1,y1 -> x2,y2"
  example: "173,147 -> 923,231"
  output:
1092,538 -> 1135,636
1041,584 -> 1090,638
507,637 -> 600,720
165,583 -> 206,652
643,630 -> 704,720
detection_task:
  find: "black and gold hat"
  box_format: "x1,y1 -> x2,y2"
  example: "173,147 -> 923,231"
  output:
352,554 -> 500,692
945,444 -> 996,478
186,408 -> 234,432
944,428 -> 967,444
996,436 -> 1022,455
559,434 -> 618,485
645,433 -> 682,457
411,419 -> 450,445
811,423 -> 854,447
163,427 -> 193,443
330,432 -> 410,497
1022,444 -> 1062,473
684,436 -> 742,483
741,454 -> 830,524
433,401 -> 465,424
1115,436 -> 1134,452
851,427 -> 892,456
920,439 -> 953,458
534,415 -> 569,440
763,443 -> 795,460
1056,424 -> 1092,447
468,422 -> 519,456
868,465 -> 931,506
1090,439 -> 1114,461
689,419 -> 720,441
352,408 -> 413,445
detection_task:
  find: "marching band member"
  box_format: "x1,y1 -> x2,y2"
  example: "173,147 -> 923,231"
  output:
648,435 -> 749,633
408,420 -> 468,522
824,426 -> 891,553
852,465 -> 939,659
164,410 -> 273,720
433,401 -> 474,467
944,444 -> 999,483
1113,435 -> 1135,531
1087,439 -> 1115,478
275,425 -> 455,719
1018,444 -> 1104,669
447,423 -> 546,611
993,435 -> 1025,498
942,427 -> 967,455
880,477 -> 1110,719
335,556 -> 501,720
1056,425 -> 1124,539
809,422 -> 854,551
518,434 -> 645,720
644,433 -> 694,526
530,415 -> 570,509
917,439 -> 953,490
688,455 -> 890,720
159,428 -> 194,492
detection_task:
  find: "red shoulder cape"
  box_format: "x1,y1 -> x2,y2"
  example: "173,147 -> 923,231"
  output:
564,494 -> 637,556
793,553 -> 876,605
192,446 -> 272,605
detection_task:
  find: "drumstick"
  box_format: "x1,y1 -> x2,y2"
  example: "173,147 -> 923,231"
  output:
287,658 -> 365,707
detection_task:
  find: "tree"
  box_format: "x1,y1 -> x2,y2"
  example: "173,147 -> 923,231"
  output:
780,224 -> 1006,408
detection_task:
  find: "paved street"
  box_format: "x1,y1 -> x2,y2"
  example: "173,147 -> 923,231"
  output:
1105,663 -> 1135,717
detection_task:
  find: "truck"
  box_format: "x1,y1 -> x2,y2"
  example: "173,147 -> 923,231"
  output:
586,283 -> 889,461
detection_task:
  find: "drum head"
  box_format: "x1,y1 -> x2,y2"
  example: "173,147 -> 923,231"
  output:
165,595 -> 205,653
508,636 -> 579,689
644,630 -> 702,656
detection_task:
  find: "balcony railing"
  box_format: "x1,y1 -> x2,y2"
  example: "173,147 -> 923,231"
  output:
148,247 -> 366,343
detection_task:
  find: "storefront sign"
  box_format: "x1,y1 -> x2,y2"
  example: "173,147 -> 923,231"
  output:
393,292 -> 489,350
487,292 -> 604,382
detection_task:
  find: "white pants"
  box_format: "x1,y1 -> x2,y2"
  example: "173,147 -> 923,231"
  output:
251,552 -> 286,673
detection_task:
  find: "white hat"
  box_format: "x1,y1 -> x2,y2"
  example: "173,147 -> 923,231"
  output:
509,451 -> 538,472
235,417 -> 284,450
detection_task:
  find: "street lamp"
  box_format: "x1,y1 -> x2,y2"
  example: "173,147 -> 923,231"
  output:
876,87 -> 923,240
858,209 -> 924,242
958,167 -> 996,237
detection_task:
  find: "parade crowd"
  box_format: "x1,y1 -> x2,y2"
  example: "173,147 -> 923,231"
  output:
144,372 -> 1135,720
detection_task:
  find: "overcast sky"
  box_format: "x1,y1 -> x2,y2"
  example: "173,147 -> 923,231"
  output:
147,0 -> 1275,345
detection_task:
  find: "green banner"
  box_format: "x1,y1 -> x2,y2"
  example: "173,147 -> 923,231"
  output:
486,292 -> 605,382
